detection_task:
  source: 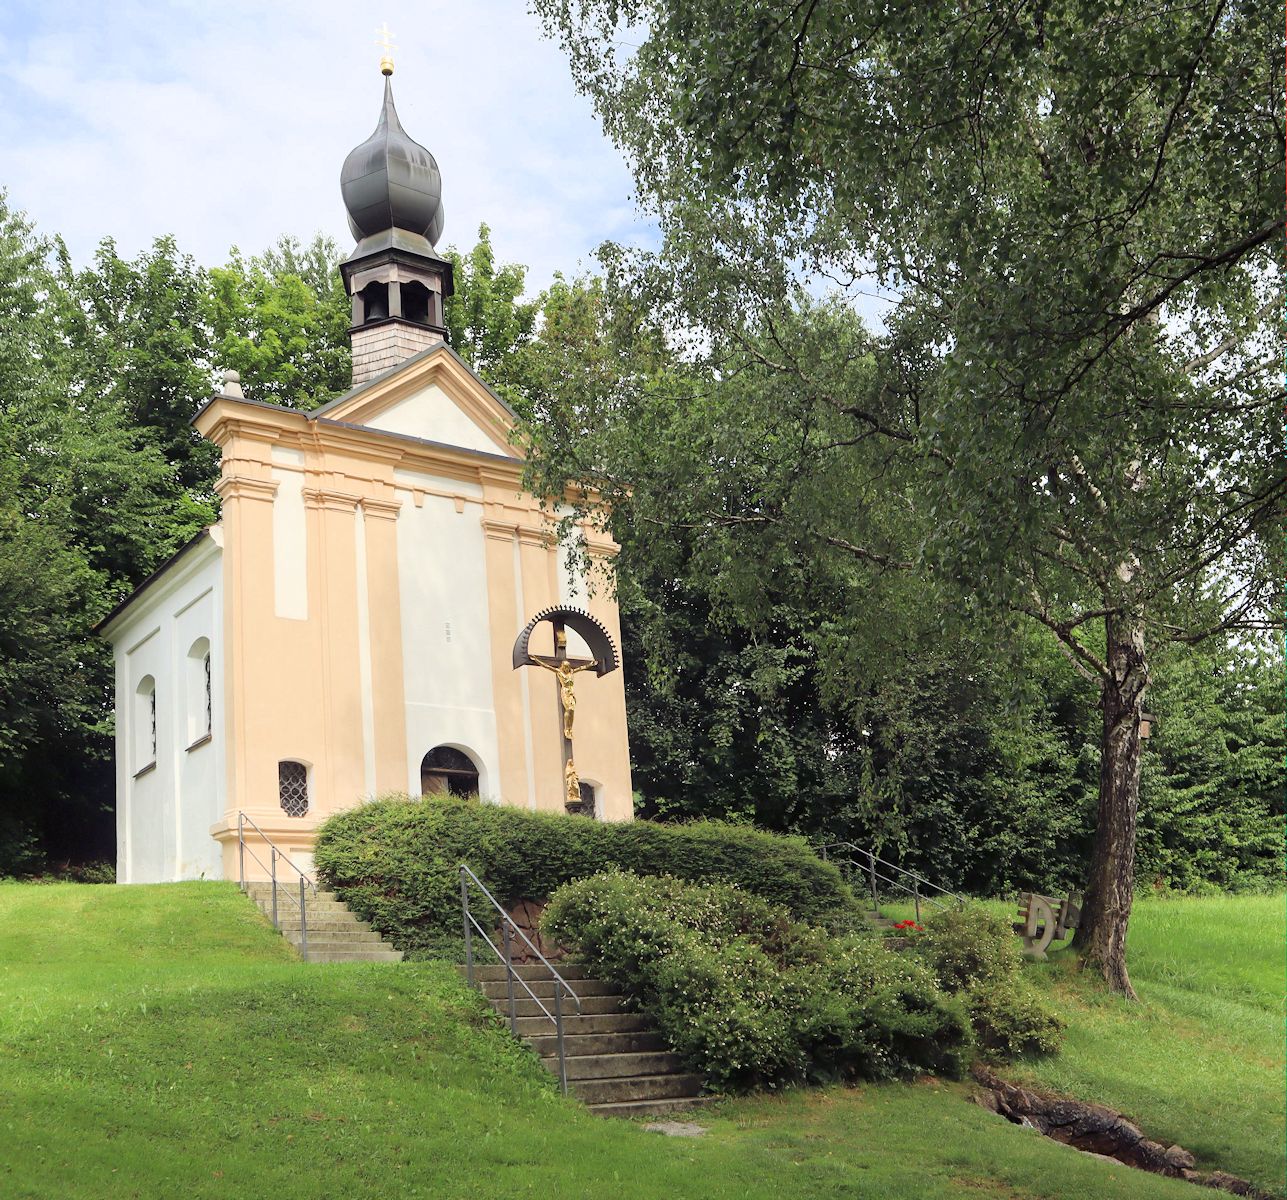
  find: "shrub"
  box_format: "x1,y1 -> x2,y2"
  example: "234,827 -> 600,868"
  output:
963,981 -> 1064,1059
543,871 -> 970,1091
313,794 -> 856,957
801,936 -> 971,1081
913,904 -> 1022,991
913,905 -> 1062,1059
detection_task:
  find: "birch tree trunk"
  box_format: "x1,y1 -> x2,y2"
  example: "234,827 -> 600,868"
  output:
1076,612 -> 1148,999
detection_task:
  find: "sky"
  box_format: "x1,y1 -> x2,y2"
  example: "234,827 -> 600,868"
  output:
0,0 -> 656,296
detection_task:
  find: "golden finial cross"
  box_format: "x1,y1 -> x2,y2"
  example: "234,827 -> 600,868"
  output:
375,22 -> 396,75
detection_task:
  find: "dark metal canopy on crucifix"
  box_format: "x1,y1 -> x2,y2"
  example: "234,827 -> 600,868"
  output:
512,606 -> 619,813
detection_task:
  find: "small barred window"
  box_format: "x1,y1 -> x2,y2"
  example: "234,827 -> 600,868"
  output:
203,653 -> 212,736
134,675 -> 157,772
278,761 -> 309,817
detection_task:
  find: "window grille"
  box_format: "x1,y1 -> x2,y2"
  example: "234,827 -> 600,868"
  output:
278,761 -> 309,817
203,653 -> 212,735
149,689 -> 157,758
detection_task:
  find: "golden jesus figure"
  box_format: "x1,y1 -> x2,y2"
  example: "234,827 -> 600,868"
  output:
534,657 -> 598,739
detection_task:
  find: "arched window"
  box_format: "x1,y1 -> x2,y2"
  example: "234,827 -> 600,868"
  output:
420,746 -> 479,797
278,761 -> 309,817
134,676 -> 157,773
186,638 -> 211,745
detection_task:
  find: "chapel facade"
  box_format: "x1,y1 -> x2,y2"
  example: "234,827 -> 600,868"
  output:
100,68 -> 633,884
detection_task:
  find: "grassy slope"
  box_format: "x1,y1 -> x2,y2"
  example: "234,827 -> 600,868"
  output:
884,892 -> 1284,1194
1021,894 -> 1285,1195
0,882 -> 1210,1200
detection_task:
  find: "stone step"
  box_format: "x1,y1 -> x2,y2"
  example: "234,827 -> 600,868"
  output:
489,993 -> 624,1019
545,1051 -> 685,1082
514,1012 -> 648,1037
252,905 -> 362,925
463,963 -> 592,982
287,937 -> 392,953
303,948 -> 404,963
283,929 -> 385,945
571,1072 -> 705,1107
272,918 -> 373,934
527,1030 -> 667,1057
588,1096 -> 718,1120
244,886 -> 338,904
256,900 -> 359,915
478,978 -> 618,1001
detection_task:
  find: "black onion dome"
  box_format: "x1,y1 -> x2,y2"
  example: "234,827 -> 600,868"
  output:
341,77 -> 444,247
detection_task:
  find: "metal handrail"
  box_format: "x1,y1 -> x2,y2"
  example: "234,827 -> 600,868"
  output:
458,864 -> 582,1095
820,840 -> 967,924
237,811 -> 316,961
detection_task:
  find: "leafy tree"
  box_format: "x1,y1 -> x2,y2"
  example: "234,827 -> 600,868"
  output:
1137,636 -> 1284,892
534,0 -> 1285,994
207,235 -> 352,411
441,223 -> 538,406
59,235 -> 217,498
0,195 -> 206,869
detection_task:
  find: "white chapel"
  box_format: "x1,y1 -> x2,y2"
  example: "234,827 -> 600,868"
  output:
99,66 -> 634,884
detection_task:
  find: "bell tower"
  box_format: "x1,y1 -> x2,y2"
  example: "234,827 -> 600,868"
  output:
339,58 -> 455,386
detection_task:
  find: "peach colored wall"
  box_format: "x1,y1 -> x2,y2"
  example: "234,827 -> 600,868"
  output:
197,350 -> 633,878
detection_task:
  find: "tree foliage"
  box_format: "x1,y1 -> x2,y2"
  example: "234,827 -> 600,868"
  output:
441,223 -> 539,405
207,235 -> 352,411
0,196 -> 212,869
532,0 -> 1284,992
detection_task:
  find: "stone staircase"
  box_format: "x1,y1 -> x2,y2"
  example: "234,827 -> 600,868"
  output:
243,883 -> 403,963
466,963 -> 709,1118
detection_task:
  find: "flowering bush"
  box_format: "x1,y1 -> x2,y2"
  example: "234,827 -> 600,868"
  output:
543,871 -> 969,1091
964,981 -> 1064,1058
912,905 -> 1063,1059
913,905 -> 1020,991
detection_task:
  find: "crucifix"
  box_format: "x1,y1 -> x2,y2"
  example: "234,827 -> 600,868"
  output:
512,606 -> 620,814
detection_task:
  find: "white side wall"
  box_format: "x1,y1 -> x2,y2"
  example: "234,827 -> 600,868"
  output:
109,535 -> 225,883
394,476 -> 500,798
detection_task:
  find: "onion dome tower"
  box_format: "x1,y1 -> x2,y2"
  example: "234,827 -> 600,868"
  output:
340,57 -> 455,386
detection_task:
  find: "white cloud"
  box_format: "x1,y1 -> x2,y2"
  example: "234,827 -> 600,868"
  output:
0,0 -> 656,294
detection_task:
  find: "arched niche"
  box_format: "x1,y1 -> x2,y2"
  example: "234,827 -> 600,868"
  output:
420,746 -> 480,798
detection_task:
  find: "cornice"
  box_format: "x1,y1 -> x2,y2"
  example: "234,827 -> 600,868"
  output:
360,496 -> 403,522
481,517 -> 519,543
516,526 -> 552,550
302,488 -> 362,513
215,476 -> 279,504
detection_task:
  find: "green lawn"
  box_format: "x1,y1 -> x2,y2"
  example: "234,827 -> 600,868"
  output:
0,883 -> 1267,1200
882,892 -> 1285,1196
1021,894 -> 1285,1196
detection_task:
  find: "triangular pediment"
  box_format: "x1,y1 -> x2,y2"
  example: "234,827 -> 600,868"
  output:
315,344 -> 520,459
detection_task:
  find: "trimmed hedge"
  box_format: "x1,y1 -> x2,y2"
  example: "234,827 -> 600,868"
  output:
543,871 -> 971,1091
312,795 -> 857,957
